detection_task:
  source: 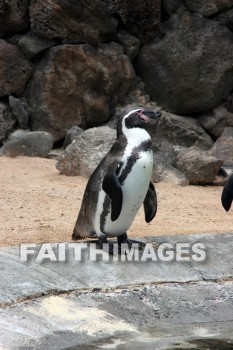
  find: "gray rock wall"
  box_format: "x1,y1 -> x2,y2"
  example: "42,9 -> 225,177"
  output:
0,0 -> 233,183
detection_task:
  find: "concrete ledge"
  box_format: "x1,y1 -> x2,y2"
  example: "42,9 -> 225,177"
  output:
0,233 -> 233,349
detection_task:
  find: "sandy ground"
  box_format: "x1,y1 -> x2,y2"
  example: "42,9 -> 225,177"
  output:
1,156 -> 233,247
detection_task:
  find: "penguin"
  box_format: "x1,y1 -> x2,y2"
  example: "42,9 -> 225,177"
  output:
72,107 -> 161,249
221,174 -> 233,211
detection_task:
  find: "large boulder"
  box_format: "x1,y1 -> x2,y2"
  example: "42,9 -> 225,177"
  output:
9,96 -> 29,129
153,142 -> 189,185
184,0 -> 233,17
0,40 -> 33,97
101,0 -> 161,42
217,8 -> 233,31
153,111 -> 214,150
136,12 -> 233,114
198,105 -> 233,139
153,160 -> 189,185
0,130 -> 54,157
29,0 -> 118,46
63,126 -> 83,149
175,147 -> 223,185
0,0 -> 29,38
56,126 -> 116,177
209,127 -> 233,166
0,102 -> 16,145
27,43 -> 136,141
18,32 -> 56,59
116,31 -> 141,61
162,0 -> 182,15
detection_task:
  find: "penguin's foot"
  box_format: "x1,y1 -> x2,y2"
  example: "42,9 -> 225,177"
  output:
117,233 -> 146,252
97,236 -> 108,249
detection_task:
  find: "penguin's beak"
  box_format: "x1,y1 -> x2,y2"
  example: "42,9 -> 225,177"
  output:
140,109 -> 162,122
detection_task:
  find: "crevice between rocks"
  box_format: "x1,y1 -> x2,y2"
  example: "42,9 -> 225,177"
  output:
1,277 -> 232,310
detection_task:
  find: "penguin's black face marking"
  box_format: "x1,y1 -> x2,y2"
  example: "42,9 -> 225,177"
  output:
124,109 -> 161,129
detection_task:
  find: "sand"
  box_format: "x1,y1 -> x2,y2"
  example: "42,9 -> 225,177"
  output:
0,156 -> 232,247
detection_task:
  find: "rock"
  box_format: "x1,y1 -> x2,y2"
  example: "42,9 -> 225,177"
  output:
217,8 -> 233,31
153,141 -> 189,185
29,0 -> 118,46
27,43 -> 136,141
0,130 -> 54,157
212,175 -> 227,186
136,13 -> 233,114
198,105 -> 233,139
175,147 -> 223,185
0,102 -> 16,144
153,111 -> 214,150
184,0 -> 233,17
117,31 -> 141,61
225,92 -> 233,112
209,127 -> 233,166
153,161 -> 189,185
56,126 -> 115,177
0,40 -> 33,97
18,32 -> 56,59
63,126 -> 83,149
101,0 -> 161,42
162,0 -> 182,15
9,96 -> 29,129
0,0 -> 29,37
47,148 -> 64,160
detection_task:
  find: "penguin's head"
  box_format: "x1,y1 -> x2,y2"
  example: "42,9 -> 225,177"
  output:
117,107 -> 161,136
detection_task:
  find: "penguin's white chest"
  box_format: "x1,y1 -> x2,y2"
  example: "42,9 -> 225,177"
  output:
102,149 -> 153,236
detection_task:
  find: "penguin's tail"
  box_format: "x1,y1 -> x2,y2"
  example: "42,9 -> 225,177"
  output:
72,229 -> 84,240
72,227 -> 97,240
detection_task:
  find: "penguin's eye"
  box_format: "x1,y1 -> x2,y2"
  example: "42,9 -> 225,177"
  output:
133,110 -> 142,117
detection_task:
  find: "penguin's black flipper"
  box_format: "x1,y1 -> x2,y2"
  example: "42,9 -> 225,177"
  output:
102,164 -> 123,221
221,174 -> 233,211
144,181 -> 157,223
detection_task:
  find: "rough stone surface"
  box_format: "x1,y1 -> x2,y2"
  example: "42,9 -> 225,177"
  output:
136,13 -> 233,114
29,0 -> 118,46
9,95 -> 29,129
210,127 -> 233,166
198,104 -> 233,139
153,141 -> 189,185
153,158 -> 189,185
0,130 -> 54,157
0,40 -> 33,97
18,32 -> 56,59
162,0 -> 183,15
184,0 -> 233,17
117,30 -> 141,61
225,91 -> 233,112
101,0 -> 161,42
217,7 -> 233,31
56,126 -> 116,177
153,111 -> 214,150
0,233 -> 233,349
27,43 -> 136,141
63,126 -> 84,149
0,102 -> 16,144
175,147 -> 223,185
0,0 -> 29,38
